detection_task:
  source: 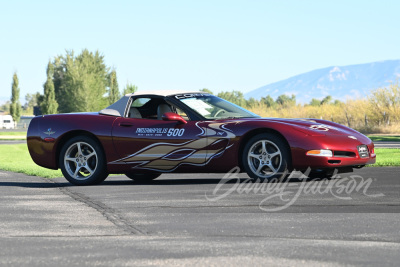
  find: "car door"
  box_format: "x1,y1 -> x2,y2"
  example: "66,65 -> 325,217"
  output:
111,97 -> 208,172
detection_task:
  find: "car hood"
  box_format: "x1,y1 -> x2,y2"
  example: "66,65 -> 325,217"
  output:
236,117 -> 365,137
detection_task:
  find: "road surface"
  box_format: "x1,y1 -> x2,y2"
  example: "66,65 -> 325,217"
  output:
0,167 -> 399,266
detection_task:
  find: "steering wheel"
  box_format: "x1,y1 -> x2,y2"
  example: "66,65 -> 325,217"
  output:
213,109 -> 226,117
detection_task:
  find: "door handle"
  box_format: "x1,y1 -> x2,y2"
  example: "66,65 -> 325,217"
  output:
119,122 -> 134,127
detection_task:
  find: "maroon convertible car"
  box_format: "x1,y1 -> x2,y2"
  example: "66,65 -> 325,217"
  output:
27,91 -> 376,185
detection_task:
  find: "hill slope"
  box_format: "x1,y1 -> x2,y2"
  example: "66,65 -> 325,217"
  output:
245,60 -> 400,103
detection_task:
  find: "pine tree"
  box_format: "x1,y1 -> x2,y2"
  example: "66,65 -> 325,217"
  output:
108,70 -> 120,104
41,61 -> 59,114
122,83 -> 138,95
10,72 -> 21,123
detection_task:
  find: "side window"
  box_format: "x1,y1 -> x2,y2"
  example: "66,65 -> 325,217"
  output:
131,98 -> 151,107
127,96 -> 190,120
175,107 -> 190,121
127,97 -> 153,119
127,97 -> 159,119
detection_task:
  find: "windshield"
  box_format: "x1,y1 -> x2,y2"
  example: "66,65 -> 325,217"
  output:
175,93 -> 260,120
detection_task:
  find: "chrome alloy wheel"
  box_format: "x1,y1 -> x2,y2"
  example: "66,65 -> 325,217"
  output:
64,141 -> 98,180
247,140 -> 282,178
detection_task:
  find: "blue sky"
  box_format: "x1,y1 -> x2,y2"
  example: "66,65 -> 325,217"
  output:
1,0 -> 400,104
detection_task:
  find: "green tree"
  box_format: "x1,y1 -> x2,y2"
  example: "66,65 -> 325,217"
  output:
217,90 -> 246,107
24,93 -> 42,114
122,83 -> 138,95
260,95 -> 276,108
309,98 -> 321,106
320,95 -> 332,105
41,61 -> 59,114
246,97 -> 258,108
52,56 -> 65,111
369,81 -> 400,125
276,94 -> 296,107
333,99 -> 343,106
200,88 -> 213,94
108,69 -> 120,104
0,101 -> 11,113
53,49 -> 110,113
23,92 -> 43,115
36,93 -> 44,113
24,93 -> 37,110
10,72 -> 21,123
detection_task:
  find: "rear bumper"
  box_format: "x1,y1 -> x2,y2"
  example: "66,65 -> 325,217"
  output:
27,117 -> 58,170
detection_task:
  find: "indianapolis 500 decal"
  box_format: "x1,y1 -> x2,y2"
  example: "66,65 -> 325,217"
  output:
110,121 -> 239,172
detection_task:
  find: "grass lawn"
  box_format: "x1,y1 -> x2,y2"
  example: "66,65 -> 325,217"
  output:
0,131 -> 27,136
0,131 -> 27,140
367,135 -> 400,142
0,144 -> 62,178
0,144 -> 398,179
372,148 -> 400,167
0,137 -> 26,140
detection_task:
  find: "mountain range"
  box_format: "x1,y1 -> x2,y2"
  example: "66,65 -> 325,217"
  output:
245,60 -> 400,103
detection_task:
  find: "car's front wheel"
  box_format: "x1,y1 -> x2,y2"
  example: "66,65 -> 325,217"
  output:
59,136 -> 108,185
242,133 -> 291,181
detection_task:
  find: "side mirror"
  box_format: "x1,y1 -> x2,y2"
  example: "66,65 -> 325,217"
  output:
162,112 -> 187,124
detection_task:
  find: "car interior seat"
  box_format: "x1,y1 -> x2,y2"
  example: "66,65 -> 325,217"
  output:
129,107 -> 142,118
157,104 -> 172,120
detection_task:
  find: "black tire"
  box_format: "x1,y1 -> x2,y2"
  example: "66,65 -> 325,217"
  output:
242,133 -> 291,181
125,172 -> 161,182
59,135 -> 108,185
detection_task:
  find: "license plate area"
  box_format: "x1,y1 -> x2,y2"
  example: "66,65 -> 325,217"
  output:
357,145 -> 369,158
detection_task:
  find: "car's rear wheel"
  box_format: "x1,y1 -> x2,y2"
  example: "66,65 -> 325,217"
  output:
125,172 -> 161,182
242,133 -> 291,181
59,136 -> 108,185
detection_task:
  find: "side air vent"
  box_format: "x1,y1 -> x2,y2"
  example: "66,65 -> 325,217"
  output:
333,151 -> 356,158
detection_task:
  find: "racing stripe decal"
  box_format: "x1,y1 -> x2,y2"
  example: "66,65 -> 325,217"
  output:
110,121 -> 239,172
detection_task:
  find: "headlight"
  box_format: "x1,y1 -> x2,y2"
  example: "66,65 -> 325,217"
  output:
306,149 -> 333,157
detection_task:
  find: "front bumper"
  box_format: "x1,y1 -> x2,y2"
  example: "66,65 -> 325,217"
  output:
290,136 -> 376,170
292,150 -> 376,169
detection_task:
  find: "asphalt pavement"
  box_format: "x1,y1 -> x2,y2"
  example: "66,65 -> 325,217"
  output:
373,141 -> 400,148
0,167 -> 400,266
0,140 -> 26,145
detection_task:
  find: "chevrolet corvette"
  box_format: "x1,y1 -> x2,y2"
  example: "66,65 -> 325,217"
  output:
27,91 -> 376,185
